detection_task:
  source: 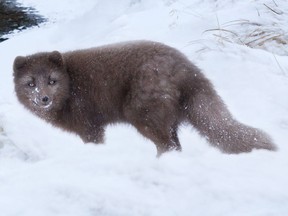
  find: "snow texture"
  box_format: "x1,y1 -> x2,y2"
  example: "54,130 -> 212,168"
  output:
0,0 -> 288,215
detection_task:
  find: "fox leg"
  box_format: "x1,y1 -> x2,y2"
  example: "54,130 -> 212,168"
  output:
133,120 -> 181,156
81,126 -> 105,144
124,103 -> 181,156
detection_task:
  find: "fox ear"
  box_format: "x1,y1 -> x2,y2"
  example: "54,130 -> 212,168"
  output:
13,56 -> 27,72
49,51 -> 64,67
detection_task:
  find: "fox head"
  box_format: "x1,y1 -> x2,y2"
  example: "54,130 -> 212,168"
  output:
13,51 -> 70,117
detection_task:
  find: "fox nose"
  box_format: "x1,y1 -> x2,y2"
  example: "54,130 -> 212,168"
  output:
42,96 -> 49,103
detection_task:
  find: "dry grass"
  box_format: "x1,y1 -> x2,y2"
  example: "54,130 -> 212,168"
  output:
202,1 -> 287,54
203,19 -> 287,49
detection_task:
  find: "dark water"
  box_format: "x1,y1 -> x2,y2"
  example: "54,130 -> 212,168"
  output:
0,0 -> 46,42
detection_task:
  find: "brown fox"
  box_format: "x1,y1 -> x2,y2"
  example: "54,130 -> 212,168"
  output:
13,40 -> 276,156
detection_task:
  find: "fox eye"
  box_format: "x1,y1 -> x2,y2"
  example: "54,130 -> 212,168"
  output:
28,82 -> 35,87
48,80 -> 56,85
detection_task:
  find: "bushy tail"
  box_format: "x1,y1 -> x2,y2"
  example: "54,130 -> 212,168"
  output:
185,77 -> 277,154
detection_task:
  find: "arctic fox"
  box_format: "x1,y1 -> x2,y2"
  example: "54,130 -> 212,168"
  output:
13,41 -> 276,156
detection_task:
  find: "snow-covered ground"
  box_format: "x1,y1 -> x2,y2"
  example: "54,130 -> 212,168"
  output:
1,0 -> 288,215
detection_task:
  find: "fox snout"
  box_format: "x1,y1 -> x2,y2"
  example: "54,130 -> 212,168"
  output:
32,91 -> 53,109
40,95 -> 50,105
41,95 -> 49,103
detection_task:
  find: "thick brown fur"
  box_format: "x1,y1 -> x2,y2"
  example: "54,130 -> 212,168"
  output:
13,40 -> 276,156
